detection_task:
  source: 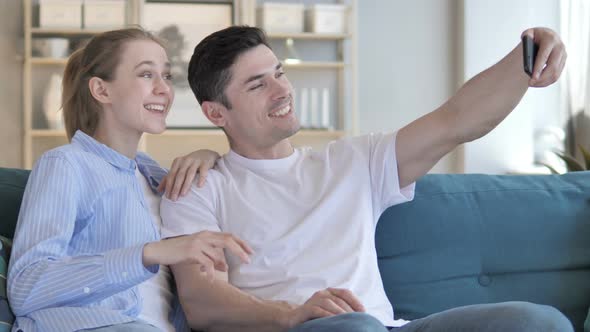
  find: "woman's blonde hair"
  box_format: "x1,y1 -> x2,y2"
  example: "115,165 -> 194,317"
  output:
62,27 -> 165,140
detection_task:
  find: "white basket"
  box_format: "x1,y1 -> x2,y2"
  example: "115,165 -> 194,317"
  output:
257,3 -> 304,33
305,4 -> 348,34
39,0 -> 82,28
83,0 -> 126,29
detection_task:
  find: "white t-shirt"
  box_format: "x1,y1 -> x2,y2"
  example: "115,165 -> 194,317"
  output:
160,132 -> 415,327
136,169 -> 175,332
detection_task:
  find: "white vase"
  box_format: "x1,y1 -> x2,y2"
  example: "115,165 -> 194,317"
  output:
43,73 -> 64,130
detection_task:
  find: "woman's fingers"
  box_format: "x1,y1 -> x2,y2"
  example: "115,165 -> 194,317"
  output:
201,246 -> 228,272
165,158 -> 180,199
205,232 -> 252,263
169,159 -> 192,200
179,162 -> 200,197
231,235 -> 254,255
197,164 -> 209,188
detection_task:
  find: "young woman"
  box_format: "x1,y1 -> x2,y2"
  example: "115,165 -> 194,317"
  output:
7,28 -> 251,332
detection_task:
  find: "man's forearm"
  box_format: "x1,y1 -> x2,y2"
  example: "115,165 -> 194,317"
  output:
208,299 -> 297,332
448,43 -> 529,144
171,264 -> 295,332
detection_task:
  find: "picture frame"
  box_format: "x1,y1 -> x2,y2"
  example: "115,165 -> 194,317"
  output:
143,1 -> 234,128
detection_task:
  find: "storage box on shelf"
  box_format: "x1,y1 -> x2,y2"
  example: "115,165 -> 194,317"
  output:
84,0 -> 127,29
39,0 -> 83,28
31,37 -> 70,58
257,2 -> 304,33
23,0 -> 135,168
305,3 -> 348,34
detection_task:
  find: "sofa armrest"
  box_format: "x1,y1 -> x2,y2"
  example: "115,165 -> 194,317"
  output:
0,168 -> 30,239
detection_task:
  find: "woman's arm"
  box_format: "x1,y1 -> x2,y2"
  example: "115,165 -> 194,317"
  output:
7,155 -> 156,316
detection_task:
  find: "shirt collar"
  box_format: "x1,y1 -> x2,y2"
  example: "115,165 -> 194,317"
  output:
71,130 -> 138,172
71,130 -> 167,195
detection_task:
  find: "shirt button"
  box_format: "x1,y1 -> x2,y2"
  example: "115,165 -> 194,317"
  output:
83,287 -> 90,293
122,271 -> 128,278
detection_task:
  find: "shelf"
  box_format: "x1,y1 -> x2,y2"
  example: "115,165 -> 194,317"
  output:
31,27 -> 110,36
267,32 -> 351,40
28,58 -> 346,69
22,0 -> 357,169
31,129 -> 67,137
284,61 -> 345,69
28,59 -> 345,69
151,129 -> 344,138
30,57 -> 68,65
31,129 -> 344,138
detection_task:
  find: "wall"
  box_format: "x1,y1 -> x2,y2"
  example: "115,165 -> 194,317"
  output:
0,0 -> 563,171
357,0 -> 460,173
357,0 -> 562,174
0,0 -> 23,168
461,0 -> 561,174
0,1 -> 463,170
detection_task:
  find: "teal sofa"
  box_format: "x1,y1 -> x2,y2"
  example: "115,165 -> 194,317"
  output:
2,167 -> 590,331
376,172 -> 590,331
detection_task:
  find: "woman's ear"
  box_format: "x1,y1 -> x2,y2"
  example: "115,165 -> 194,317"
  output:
201,101 -> 227,127
88,77 -> 110,104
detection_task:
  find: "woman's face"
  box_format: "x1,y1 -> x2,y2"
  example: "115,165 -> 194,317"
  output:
102,39 -> 174,136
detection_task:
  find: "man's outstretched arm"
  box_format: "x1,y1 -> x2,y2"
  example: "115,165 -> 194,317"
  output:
396,27 -> 567,188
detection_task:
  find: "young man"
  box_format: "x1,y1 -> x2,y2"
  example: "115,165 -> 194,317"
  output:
160,26 -> 570,332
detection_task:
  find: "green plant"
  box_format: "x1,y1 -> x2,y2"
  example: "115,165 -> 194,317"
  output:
545,145 -> 590,173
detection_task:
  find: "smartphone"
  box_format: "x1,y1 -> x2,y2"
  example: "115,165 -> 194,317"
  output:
522,35 -> 539,77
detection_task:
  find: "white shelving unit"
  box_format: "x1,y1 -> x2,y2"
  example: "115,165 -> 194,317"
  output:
22,0 -> 144,168
22,0 -> 357,168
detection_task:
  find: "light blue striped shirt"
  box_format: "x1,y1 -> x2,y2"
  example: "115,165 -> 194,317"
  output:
8,131 -> 188,332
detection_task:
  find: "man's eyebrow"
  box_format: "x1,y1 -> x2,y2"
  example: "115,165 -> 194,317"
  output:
243,63 -> 283,85
134,60 -> 171,70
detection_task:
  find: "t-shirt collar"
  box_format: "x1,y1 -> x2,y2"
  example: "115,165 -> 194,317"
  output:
226,148 -> 300,171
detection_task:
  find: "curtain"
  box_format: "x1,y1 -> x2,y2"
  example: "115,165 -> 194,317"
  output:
560,0 -> 590,154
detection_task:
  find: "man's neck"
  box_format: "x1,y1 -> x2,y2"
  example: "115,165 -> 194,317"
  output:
230,139 -> 294,160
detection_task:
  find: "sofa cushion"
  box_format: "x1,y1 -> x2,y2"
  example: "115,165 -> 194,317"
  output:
0,168 -> 30,239
376,172 -> 590,331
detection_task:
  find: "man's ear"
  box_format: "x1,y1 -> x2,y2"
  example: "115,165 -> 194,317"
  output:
201,101 -> 227,127
88,77 -> 110,104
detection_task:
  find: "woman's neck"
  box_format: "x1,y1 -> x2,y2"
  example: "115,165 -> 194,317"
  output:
93,123 -> 141,160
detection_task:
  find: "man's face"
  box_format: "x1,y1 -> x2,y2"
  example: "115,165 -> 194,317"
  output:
220,45 -> 300,149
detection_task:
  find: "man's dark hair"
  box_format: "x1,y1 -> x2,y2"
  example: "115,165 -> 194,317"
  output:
188,26 -> 270,109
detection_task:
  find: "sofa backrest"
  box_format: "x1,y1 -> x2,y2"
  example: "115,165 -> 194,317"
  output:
3,167 -> 590,329
0,168 -> 30,239
376,172 -> 590,331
